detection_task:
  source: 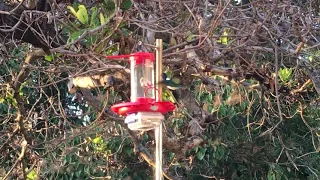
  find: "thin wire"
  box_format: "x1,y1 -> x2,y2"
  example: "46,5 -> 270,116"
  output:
143,84 -> 161,102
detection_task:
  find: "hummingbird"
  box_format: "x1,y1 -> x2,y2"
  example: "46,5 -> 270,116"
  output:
158,73 -> 188,90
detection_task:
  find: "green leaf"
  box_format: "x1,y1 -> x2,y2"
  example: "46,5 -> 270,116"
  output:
123,146 -> 133,156
26,169 -> 37,180
68,29 -> 85,43
92,136 -> 103,144
90,7 -> 98,27
164,71 -> 173,79
309,56 -> 313,62
162,89 -> 176,103
10,98 -> 17,108
206,93 -> 213,102
0,98 -> 5,103
104,0 -> 116,10
169,37 -> 177,46
267,170 -> 276,180
196,147 -> 207,160
187,34 -> 197,42
77,5 -> 89,24
99,13 -> 106,26
75,170 -> 82,177
171,77 -> 181,84
67,5 -> 89,24
120,168 -> 130,177
278,67 -> 293,83
217,28 -> 230,45
120,0 -> 132,10
169,152 -> 175,160
215,145 -> 225,160
67,6 -> 77,17
44,55 -> 53,62
193,146 -> 199,152
211,159 -> 218,166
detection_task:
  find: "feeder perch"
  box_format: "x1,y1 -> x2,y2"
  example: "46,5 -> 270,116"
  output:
106,52 -> 175,131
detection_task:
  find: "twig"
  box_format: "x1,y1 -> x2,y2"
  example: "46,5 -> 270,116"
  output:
290,79 -> 312,94
114,120 -> 177,180
0,0 -> 26,15
3,140 -> 28,180
276,132 -> 299,171
199,173 -> 218,179
0,13 -> 25,32
259,42 -> 284,137
92,14 -> 125,53
274,43 -> 284,128
297,104 -> 317,151
163,38 -> 199,54
12,49 -> 47,143
0,128 -> 19,153
276,147 -> 284,163
50,13 -> 116,51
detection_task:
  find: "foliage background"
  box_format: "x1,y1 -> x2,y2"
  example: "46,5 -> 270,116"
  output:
0,0 -> 320,179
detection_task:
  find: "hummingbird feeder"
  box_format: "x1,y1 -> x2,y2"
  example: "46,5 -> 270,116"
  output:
106,52 -> 175,131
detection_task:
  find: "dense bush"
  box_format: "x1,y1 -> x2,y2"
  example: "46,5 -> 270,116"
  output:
0,0 -> 319,179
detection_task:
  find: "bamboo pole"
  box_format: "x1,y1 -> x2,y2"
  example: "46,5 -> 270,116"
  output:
155,39 -> 163,180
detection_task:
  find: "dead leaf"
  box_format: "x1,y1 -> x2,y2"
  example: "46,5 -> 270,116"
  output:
226,91 -> 242,106
186,136 -> 203,149
182,136 -> 204,154
213,94 -> 222,108
188,118 -> 203,136
202,102 -> 209,112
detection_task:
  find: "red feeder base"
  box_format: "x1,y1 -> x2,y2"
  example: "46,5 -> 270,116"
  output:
111,98 -> 175,116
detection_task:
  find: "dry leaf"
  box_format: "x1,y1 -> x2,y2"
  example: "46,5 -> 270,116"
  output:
182,136 -> 204,154
188,118 -> 203,136
226,91 -> 242,106
213,94 -> 222,108
202,102 -> 209,112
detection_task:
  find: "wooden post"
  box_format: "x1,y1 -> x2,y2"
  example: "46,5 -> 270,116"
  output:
155,41 -> 163,101
155,39 -> 163,180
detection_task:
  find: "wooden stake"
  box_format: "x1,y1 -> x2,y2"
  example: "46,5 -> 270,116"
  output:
155,39 -> 163,180
156,39 -> 163,102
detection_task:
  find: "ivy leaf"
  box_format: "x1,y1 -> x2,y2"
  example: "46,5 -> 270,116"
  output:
169,152 -> 175,160
120,0 -> 132,10
123,146 -> 133,156
196,147 -> 207,160
215,145 -> 225,160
